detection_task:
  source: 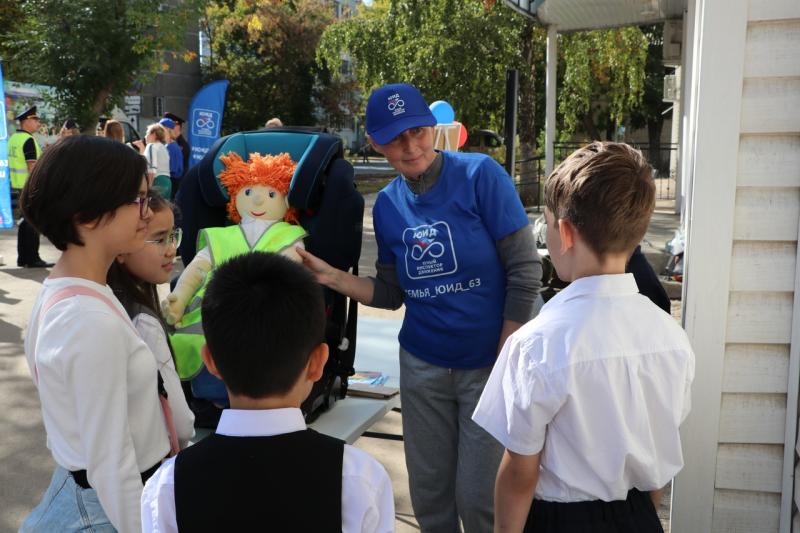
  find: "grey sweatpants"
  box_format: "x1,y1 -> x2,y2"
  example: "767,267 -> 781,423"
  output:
400,347 -> 503,533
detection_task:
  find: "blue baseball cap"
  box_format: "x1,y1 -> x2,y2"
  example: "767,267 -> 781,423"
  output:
366,83 -> 436,145
159,118 -> 176,129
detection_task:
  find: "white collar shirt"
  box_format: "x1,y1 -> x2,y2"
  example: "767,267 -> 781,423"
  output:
473,274 -> 695,502
141,408 -> 395,532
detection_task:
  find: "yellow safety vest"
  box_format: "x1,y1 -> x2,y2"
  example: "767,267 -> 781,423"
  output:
171,222 -> 308,379
8,131 -> 41,190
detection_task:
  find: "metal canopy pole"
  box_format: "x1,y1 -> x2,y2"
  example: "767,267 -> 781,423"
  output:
545,25 -> 557,176
504,69 -> 519,177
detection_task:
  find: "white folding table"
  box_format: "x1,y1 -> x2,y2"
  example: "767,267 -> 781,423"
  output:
309,317 -> 402,444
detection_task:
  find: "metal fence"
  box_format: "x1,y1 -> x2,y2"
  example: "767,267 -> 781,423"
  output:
513,142 -> 679,208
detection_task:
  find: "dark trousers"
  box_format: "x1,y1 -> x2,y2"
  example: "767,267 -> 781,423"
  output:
524,489 -> 664,533
170,177 -> 181,201
12,188 -> 41,265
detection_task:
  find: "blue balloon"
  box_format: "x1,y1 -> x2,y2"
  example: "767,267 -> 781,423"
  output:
430,100 -> 455,124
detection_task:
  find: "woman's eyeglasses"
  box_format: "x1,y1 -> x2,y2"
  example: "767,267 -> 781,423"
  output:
145,228 -> 182,250
130,194 -> 151,219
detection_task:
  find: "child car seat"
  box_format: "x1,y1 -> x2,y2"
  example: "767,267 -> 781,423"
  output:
176,129 -> 364,422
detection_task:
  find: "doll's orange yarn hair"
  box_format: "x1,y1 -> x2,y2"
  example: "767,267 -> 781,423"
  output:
218,151 -> 299,224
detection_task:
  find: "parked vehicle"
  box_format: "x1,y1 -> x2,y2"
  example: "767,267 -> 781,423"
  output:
462,129 -> 504,155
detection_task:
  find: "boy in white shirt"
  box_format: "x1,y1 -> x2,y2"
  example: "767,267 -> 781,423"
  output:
141,252 -> 394,532
473,142 -> 695,532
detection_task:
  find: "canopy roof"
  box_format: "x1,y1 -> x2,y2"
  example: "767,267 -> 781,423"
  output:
503,0 -> 686,31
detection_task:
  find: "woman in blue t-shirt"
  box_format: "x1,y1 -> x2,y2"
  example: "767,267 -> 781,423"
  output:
298,83 -> 542,532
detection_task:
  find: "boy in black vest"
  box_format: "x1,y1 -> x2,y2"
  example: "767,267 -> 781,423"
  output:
141,252 -> 395,532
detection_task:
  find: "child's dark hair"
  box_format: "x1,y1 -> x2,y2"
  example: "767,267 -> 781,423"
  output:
201,252 -> 326,398
544,141 -> 655,257
20,135 -> 147,251
107,192 -> 174,318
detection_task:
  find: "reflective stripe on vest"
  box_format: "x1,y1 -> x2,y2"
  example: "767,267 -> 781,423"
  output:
8,132 -> 41,189
171,222 -> 308,380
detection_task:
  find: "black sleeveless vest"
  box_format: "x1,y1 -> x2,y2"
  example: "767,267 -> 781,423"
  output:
174,429 -> 344,532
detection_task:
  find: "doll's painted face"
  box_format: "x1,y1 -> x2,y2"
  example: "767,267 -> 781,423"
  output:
235,185 -> 287,221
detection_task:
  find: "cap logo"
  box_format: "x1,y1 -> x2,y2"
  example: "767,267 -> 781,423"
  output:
387,93 -> 405,116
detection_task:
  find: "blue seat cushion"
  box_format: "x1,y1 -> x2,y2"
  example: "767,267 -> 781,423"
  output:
198,129 -> 342,211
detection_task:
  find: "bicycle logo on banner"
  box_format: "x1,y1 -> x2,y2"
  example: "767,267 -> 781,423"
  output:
195,117 -> 215,130
191,108 -> 220,138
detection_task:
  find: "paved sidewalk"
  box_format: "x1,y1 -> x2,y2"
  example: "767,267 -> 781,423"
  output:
0,229 -> 57,533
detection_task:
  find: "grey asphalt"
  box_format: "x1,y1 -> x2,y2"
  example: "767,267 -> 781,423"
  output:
0,190 -> 677,532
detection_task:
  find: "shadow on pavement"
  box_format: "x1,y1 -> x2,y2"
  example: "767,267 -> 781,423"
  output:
0,371 -> 52,533
0,267 -> 50,284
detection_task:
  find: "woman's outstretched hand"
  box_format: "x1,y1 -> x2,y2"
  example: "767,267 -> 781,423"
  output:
296,247 -> 339,289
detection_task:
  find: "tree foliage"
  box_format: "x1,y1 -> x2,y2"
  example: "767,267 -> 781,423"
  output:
319,0 -> 652,148
318,0 -> 529,132
202,0 -> 336,132
4,0 -> 200,130
558,27 -> 649,139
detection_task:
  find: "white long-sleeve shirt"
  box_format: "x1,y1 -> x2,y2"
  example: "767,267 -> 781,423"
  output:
131,312 -> 195,448
141,408 -> 395,533
145,141 -> 170,177
26,277 -> 170,533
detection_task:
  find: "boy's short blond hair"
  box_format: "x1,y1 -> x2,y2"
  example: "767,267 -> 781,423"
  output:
544,142 -> 655,257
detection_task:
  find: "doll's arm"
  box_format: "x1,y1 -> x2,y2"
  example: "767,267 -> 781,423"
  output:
162,255 -> 212,326
279,239 -> 305,263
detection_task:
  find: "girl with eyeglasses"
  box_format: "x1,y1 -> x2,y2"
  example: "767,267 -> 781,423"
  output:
108,192 -> 194,452
19,136 -> 176,532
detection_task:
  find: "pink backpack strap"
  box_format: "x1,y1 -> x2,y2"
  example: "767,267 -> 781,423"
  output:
40,285 -> 133,328
34,285 -> 180,455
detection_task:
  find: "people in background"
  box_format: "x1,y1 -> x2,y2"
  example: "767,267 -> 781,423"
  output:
163,112 -> 190,171
143,123 -> 172,199
159,118 -> 184,198
103,120 -> 125,143
9,106 -> 52,268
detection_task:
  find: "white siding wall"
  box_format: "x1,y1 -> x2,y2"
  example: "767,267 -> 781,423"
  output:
675,0 -> 800,530
715,3 -> 800,532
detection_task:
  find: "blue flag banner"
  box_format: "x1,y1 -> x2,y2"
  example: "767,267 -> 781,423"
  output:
0,64 -> 12,229
187,80 -> 229,169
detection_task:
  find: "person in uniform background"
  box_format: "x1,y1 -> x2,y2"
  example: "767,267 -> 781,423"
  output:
163,112 -> 190,171
158,118 -> 184,199
9,106 -> 52,268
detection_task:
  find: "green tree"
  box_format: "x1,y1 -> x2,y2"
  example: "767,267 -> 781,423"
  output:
516,19 -> 547,204
4,0 -> 201,131
202,0 -> 334,132
318,0 -> 529,134
558,27 -> 649,140
628,24 -> 671,173
319,1 -> 652,206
